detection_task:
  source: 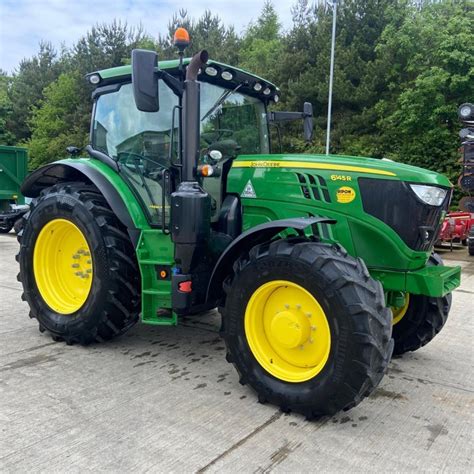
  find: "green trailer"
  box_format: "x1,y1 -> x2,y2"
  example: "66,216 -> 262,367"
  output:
0,145 -> 28,209
0,146 -> 28,233
16,30 -> 461,417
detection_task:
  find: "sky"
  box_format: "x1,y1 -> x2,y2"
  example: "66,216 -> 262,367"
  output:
0,0 -> 295,74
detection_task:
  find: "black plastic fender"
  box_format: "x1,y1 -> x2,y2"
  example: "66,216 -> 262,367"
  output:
206,216 -> 336,302
21,161 -> 140,245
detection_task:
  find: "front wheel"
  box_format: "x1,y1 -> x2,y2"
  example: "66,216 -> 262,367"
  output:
391,253 -> 452,356
221,239 -> 393,418
17,182 -> 141,345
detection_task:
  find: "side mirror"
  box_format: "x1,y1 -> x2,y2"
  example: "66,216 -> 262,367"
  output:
303,102 -> 314,142
132,49 -> 159,112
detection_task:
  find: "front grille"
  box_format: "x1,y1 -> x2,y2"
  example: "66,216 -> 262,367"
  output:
358,178 -> 451,251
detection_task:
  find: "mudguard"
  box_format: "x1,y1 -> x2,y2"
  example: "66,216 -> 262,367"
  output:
21,160 -> 141,244
206,216 -> 336,302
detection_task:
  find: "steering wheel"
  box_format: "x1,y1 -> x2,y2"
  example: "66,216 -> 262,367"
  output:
201,129 -> 234,145
118,151 -> 169,174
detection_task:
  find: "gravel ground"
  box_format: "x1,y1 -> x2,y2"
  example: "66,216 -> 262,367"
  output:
0,232 -> 472,472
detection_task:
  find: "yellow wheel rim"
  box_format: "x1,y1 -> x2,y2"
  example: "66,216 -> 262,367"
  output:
33,218 -> 93,314
245,280 -> 331,383
391,293 -> 410,325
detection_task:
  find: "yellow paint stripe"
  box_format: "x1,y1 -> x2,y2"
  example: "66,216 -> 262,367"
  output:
232,160 -> 396,177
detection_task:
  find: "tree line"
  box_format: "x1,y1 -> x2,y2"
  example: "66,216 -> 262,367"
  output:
0,0 -> 472,193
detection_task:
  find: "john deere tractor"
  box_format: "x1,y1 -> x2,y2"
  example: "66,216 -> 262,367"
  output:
17,30 -> 461,417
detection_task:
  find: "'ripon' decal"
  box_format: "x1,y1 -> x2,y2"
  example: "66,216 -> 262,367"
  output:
336,186 -> 356,203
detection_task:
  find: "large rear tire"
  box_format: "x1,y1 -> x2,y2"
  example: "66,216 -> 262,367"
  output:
17,182 -> 140,345
221,238 -> 393,418
392,253 -> 451,356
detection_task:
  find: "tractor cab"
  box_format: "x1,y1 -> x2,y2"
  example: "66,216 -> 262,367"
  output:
88,56 -> 275,227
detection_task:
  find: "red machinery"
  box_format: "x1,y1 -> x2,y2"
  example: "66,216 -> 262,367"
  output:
437,211 -> 473,248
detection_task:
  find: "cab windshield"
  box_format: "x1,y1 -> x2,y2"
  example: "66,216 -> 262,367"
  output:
199,83 -> 269,156
91,79 -> 268,224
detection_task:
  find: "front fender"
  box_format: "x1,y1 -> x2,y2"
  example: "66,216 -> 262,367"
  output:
21,158 -> 150,244
206,216 -> 336,302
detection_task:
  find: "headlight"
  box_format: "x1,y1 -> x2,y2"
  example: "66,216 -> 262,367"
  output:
205,66 -> 218,77
221,70 -> 233,81
458,103 -> 474,121
409,184 -> 447,206
88,74 -> 101,85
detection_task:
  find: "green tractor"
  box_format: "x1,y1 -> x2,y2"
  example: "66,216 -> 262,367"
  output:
17,32 -> 460,417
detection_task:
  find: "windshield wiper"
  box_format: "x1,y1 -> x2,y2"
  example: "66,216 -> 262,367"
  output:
201,83 -> 243,122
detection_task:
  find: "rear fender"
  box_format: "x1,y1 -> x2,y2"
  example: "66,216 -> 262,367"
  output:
206,216 -> 336,302
21,160 -> 148,245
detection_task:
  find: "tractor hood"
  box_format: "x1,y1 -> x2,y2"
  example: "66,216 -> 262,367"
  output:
231,154 -> 452,188
228,153 -> 452,268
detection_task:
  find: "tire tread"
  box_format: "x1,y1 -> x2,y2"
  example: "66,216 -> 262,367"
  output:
17,182 -> 140,345
221,238 -> 393,416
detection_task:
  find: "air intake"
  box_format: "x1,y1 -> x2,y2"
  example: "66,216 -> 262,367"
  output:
296,173 -> 331,203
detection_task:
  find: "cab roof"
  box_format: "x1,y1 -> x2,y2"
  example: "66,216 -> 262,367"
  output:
88,57 -> 280,103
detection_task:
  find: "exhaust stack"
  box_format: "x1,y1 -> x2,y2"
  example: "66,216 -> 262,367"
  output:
171,50 -> 211,313
182,50 -> 208,181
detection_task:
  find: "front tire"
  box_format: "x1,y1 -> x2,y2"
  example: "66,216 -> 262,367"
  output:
17,182 -> 140,345
392,253 -> 452,356
221,239 -> 393,418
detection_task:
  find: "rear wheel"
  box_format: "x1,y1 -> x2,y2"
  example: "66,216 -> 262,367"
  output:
221,239 -> 393,417
391,253 -> 451,356
17,182 -> 140,344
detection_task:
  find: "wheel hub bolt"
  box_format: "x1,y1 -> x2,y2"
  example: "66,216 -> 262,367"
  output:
306,312 -> 312,318
72,263 -> 79,268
